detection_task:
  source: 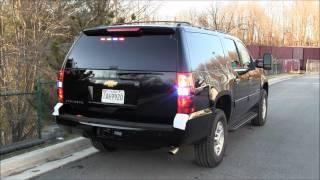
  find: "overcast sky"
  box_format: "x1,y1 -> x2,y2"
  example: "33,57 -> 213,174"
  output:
154,0 -> 213,19
150,0 -> 289,20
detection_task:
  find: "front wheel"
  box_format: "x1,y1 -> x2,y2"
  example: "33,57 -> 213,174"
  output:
252,89 -> 268,126
194,109 -> 228,168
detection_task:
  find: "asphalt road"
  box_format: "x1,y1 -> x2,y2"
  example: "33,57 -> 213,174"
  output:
36,74 -> 319,180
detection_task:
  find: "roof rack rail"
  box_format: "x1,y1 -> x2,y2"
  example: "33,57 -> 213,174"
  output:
215,29 -> 227,34
196,25 -> 228,34
112,21 -> 192,26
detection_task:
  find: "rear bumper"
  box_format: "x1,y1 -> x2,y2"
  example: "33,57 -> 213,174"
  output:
56,111 -> 214,148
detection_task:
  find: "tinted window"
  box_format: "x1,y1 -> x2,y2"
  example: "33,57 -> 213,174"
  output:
235,41 -> 251,68
186,32 -> 225,71
66,34 -> 177,71
222,38 -> 241,68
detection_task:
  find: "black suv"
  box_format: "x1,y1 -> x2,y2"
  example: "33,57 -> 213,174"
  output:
54,21 -> 272,167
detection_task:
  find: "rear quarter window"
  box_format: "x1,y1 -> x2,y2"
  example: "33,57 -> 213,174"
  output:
65,34 -> 178,71
185,32 -> 225,71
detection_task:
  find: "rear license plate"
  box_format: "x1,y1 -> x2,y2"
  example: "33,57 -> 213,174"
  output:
101,89 -> 125,104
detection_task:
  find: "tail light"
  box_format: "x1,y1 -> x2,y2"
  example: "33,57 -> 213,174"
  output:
176,73 -> 195,114
57,70 -> 64,103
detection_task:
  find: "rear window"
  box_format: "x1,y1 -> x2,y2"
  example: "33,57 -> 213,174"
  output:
65,34 -> 177,71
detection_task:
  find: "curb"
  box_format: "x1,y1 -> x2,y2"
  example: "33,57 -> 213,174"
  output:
268,74 -> 302,85
4,147 -> 98,180
0,137 -> 91,177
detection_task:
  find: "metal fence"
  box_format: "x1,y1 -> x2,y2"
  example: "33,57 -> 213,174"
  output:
265,58 -> 302,75
0,80 -> 61,154
265,63 -> 283,75
306,59 -> 320,73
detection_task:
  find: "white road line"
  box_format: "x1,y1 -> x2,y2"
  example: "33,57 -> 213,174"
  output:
4,147 -> 99,180
269,77 -> 294,85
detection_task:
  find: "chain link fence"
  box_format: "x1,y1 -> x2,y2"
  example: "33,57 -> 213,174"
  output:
306,59 -> 320,73
0,92 -> 38,146
265,63 -> 283,75
265,58 -> 301,75
0,80 -> 63,154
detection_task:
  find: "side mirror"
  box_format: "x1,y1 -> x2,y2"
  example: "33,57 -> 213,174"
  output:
262,53 -> 272,70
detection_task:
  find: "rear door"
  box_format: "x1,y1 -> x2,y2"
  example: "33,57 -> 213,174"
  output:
62,27 -> 179,125
221,38 -> 251,121
235,41 -> 261,108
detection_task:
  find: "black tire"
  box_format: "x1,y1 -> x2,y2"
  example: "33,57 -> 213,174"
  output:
252,89 -> 268,126
91,140 -> 117,152
194,109 -> 228,168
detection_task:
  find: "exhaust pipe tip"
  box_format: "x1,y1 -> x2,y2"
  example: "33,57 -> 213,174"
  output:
168,147 -> 179,155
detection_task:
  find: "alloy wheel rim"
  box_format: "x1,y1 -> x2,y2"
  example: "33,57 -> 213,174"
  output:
214,121 -> 224,156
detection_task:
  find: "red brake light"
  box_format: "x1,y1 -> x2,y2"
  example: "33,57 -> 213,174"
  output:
107,28 -> 140,32
57,70 -> 64,103
176,73 -> 195,114
177,96 -> 194,114
58,88 -> 64,103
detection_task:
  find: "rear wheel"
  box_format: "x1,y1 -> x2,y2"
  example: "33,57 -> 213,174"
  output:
252,89 -> 268,126
91,140 -> 117,152
194,109 -> 227,168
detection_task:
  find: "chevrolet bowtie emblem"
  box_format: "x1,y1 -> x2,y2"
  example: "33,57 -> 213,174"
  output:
104,80 -> 118,88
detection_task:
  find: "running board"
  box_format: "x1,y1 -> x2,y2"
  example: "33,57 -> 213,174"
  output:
229,112 -> 258,131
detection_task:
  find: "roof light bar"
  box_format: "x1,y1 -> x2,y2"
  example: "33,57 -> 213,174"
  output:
100,37 -> 125,41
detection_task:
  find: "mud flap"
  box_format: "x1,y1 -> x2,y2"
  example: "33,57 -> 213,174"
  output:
173,113 -> 189,130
